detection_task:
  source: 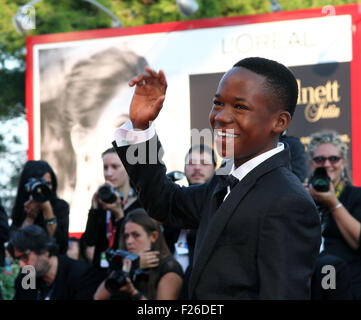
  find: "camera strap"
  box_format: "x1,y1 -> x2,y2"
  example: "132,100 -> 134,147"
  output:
106,210 -> 117,249
335,179 -> 346,199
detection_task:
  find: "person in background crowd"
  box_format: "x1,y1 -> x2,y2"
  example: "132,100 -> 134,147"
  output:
0,198 -> 9,267
164,144 -> 217,271
81,147 -> 142,277
306,129 -> 361,299
0,198 -> 10,300
11,160 -> 69,254
280,130 -> 308,183
8,225 -> 103,300
94,209 -> 183,300
66,236 -> 88,262
163,144 -> 217,299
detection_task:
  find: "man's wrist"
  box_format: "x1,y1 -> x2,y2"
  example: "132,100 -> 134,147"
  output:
132,120 -> 149,131
114,120 -> 155,147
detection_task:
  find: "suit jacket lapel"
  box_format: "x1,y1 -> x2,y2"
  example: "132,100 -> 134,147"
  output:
189,146 -> 291,298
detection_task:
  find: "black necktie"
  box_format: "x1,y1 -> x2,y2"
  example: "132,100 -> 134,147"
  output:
214,174 -> 239,211
217,174 -> 239,191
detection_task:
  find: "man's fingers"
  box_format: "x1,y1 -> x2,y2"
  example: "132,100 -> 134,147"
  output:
129,74 -> 147,86
145,66 -> 158,78
129,68 -> 166,88
158,70 -> 167,87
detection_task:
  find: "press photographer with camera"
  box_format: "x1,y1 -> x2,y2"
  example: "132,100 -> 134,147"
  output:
306,130 -> 361,299
82,147 -> 142,273
11,160 -> 69,254
8,225 -> 103,300
94,209 -> 183,300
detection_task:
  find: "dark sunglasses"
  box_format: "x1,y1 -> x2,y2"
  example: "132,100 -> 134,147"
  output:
312,156 -> 342,165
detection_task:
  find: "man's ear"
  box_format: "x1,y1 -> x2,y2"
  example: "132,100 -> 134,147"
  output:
273,110 -> 291,134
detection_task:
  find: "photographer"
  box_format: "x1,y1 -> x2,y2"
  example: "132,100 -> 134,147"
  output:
82,147 -> 141,274
94,209 -> 183,300
8,225 -> 103,300
11,160 -> 69,254
306,130 -> 361,299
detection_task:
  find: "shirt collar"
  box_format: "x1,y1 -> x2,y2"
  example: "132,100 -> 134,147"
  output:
230,142 -> 284,182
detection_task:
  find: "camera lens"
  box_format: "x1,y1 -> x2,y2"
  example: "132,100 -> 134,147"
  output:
104,270 -> 127,293
97,185 -> 117,203
310,167 -> 330,192
312,178 -> 330,192
25,178 -> 52,203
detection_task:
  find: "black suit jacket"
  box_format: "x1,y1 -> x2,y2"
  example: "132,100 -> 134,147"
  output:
13,255 -> 104,300
113,136 -> 321,299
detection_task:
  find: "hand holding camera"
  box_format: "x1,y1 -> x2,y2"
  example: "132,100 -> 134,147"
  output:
104,249 -> 146,294
24,195 -> 56,235
24,198 -> 41,221
94,182 -> 125,221
307,167 -> 339,211
24,177 -> 53,223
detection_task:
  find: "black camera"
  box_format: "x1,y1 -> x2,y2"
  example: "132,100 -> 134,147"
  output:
104,249 -> 141,293
309,167 -> 331,192
97,185 -> 124,204
25,178 -> 51,203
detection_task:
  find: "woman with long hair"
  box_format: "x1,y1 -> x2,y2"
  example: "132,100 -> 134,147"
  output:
94,209 -> 183,300
11,160 -> 69,254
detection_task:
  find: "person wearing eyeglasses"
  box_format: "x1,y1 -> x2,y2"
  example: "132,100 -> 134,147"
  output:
8,225 -> 103,300
306,129 -> 361,299
10,160 -> 69,255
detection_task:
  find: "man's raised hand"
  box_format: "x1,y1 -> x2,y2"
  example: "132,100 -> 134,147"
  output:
128,66 -> 167,130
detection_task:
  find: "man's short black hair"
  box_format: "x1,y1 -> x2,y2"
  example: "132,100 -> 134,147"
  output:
233,57 -> 298,117
7,225 -> 58,258
101,147 -> 116,158
185,144 -> 217,167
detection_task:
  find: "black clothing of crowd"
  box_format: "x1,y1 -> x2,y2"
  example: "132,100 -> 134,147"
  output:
2,136 -> 361,300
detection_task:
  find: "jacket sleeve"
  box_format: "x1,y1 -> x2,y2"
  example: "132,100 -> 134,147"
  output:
112,135 -> 209,229
53,199 -> 70,254
82,208 -> 98,247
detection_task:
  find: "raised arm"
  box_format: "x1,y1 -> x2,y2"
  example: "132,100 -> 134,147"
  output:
128,66 -> 167,130
113,67 -> 207,229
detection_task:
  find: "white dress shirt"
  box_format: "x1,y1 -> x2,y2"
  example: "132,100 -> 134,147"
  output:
114,120 -> 285,201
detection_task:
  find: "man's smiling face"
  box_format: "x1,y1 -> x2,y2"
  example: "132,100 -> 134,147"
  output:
209,66 -> 283,168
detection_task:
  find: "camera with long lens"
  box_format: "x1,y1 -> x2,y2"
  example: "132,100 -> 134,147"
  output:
309,167 -> 331,192
97,184 -> 124,204
104,249 -> 142,293
25,178 -> 51,203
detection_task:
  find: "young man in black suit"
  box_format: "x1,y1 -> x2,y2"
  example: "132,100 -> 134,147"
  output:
112,57 -> 321,299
